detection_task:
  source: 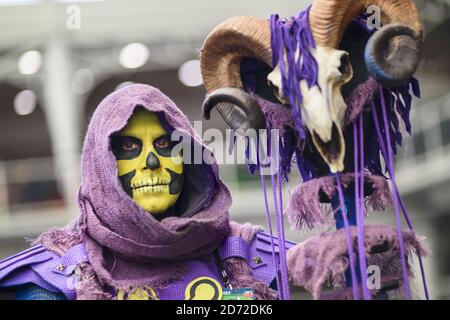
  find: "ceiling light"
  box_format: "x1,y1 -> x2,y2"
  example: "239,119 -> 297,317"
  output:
119,43 -> 149,69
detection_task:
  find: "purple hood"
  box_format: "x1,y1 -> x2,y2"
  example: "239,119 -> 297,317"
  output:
37,84 -> 232,293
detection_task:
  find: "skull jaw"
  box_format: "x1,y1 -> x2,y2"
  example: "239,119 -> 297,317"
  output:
310,121 -> 345,173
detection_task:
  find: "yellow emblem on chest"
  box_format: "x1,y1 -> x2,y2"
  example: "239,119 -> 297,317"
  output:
117,276 -> 223,300
117,287 -> 158,300
184,277 -> 223,300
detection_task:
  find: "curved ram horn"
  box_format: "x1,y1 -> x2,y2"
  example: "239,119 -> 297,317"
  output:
309,0 -> 423,87
202,88 -> 266,131
200,16 -> 272,94
364,23 -> 421,87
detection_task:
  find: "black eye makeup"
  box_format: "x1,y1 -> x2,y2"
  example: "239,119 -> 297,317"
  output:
153,134 -> 178,157
111,136 -> 143,160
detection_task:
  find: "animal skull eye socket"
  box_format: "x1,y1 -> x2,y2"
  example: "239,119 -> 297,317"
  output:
338,54 -> 351,77
268,79 -> 285,103
267,79 -> 277,92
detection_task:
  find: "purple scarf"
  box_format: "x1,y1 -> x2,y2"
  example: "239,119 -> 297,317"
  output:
36,84 -> 232,296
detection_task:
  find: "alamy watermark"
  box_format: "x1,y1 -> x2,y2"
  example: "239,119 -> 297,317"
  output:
367,265 -> 381,290
66,5 -> 82,30
366,5 -> 382,30
168,121 -> 281,175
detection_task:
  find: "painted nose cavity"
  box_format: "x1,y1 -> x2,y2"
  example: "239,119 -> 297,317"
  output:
146,152 -> 161,170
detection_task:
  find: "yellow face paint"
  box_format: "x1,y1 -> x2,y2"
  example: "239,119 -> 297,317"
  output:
112,109 -> 183,214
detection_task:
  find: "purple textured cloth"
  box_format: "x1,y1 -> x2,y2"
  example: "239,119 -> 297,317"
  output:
286,173 -> 392,230
0,243 -> 89,300
225,222 -> 278,300
35,84 -> 233,295
286,224 -> 428,299
1,229 -> 287,300
344,77 -> 379,125
229,221 -> 263,243
253,94 -> 293,137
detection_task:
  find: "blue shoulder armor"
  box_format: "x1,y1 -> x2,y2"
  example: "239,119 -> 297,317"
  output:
0,243 -> 88,300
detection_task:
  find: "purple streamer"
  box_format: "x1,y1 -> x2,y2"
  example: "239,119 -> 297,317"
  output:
353,117 -> 370,300
379,87 -> 412,299
359,115 -> 370,299
396,189 -> 430,300
270,158 -> 290,300
335,174 -> 360,300
277,162 -> 290,300
259,163 -> 282,299
270,6 -> 318,140
371,100 -> 430,300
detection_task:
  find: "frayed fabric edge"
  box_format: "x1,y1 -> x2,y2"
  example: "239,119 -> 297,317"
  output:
285,173 -> 392,230
286,225 -> 429,300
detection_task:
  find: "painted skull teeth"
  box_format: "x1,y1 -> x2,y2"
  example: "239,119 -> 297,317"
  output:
131,177 -> 170,189
133,184 -> 170,194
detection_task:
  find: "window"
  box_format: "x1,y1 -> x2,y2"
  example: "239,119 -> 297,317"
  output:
413,131 -> 426,157
441,118 -> 450,147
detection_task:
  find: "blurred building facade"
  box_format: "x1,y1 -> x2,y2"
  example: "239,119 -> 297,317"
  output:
0,0 -> 449,299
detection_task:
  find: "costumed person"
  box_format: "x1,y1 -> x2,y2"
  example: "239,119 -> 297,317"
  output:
200,0 -> 430,299
0,84 -> 295,300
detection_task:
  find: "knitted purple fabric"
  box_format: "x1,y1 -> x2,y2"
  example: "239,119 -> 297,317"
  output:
35,84 -> 232,295
344,77 -> 379,126
287,224 -> 428,299
285,173 -> 392,230
253,94 -> 293,137
226,222 -> 278,300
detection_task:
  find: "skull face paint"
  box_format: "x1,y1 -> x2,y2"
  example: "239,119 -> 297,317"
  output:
111,109 -> 184,214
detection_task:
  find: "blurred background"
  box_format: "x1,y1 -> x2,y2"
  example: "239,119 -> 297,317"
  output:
0,0 -> 449,299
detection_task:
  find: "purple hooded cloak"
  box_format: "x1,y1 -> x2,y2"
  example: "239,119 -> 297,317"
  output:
0,84 -> 288,300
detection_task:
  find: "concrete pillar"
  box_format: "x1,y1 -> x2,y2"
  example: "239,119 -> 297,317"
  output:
41,5 -> 81,216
